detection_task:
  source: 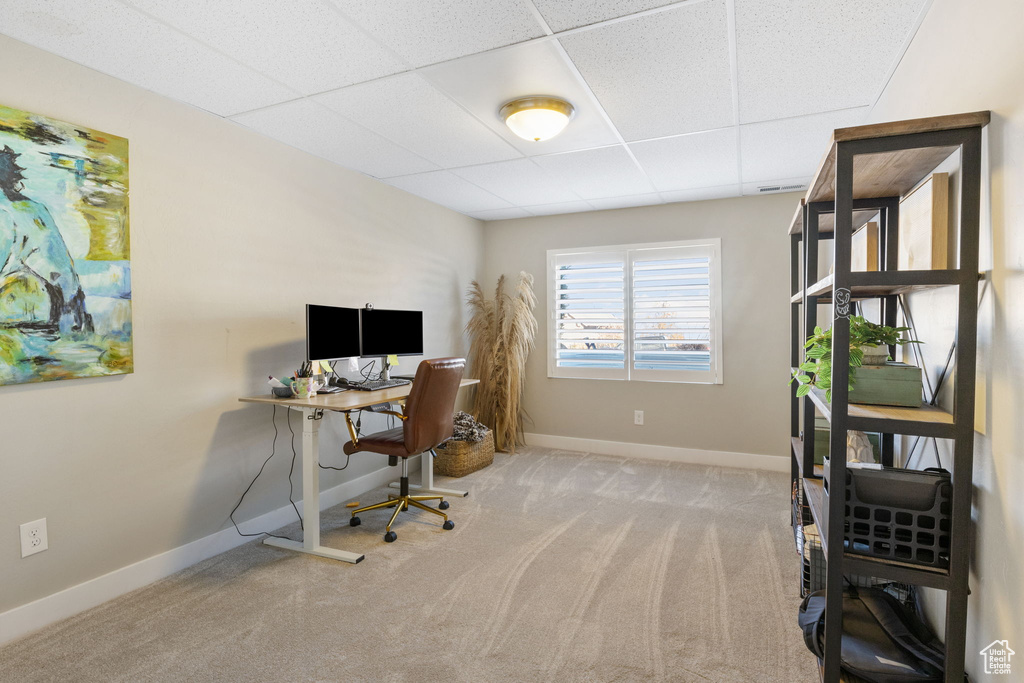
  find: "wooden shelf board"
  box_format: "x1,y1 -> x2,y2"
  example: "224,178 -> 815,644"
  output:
807,388 -> 953,427
802,111 -> 990,205
791,437 -> 823,478
803,477 -> 828,553
804,273 -> 835,298
792,273 -> 960,303
832,110 -> 991,143
788,200 -> 805,235
789,207 -> 879,236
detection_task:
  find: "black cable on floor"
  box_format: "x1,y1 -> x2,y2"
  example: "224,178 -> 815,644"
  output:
229,406 -> 300,540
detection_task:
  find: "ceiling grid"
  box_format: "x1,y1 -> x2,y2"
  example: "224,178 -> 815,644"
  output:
0,0 -> 933,218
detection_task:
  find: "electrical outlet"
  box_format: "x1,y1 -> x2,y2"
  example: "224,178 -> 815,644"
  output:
634,410 -> 644,426
20,518 -> 48,558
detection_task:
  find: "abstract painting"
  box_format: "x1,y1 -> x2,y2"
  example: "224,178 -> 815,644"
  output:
0,104 -> 131,386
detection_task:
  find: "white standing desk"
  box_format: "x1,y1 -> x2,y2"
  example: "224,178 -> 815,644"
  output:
238,378 -> 478,563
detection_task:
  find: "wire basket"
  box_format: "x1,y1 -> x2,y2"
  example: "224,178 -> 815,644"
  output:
792,480 -> 813,553
800,524 -> 914,605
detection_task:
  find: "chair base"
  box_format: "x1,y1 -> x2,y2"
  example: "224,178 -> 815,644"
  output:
349,468 -> 453,540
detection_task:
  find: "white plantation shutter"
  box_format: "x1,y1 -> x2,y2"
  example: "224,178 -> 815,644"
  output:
548,249 -> 628,380
629,243 -> 719,383
548,239 -> 722,384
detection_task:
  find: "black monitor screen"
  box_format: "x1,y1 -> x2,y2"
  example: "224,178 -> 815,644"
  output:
360,309 -> 423,357
306,305 -> 361,361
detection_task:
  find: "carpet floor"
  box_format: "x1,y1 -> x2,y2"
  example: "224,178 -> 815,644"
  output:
0,446 -> 817,682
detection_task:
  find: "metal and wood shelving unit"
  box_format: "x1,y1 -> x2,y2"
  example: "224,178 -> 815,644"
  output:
788,111 -> 989,683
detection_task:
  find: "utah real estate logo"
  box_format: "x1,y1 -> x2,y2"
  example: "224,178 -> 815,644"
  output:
980,640 -> 1015,675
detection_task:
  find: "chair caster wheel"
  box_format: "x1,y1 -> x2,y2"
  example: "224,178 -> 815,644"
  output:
443,520 -> 455,530
438,501 -> 450,510
384,531 -> 397,543
349,517 -> 361,527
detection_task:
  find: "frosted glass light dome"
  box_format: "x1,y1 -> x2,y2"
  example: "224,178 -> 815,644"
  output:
500,97 -> 575,142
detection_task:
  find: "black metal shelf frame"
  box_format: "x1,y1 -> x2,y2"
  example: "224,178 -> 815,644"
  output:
788,125 -> 984,683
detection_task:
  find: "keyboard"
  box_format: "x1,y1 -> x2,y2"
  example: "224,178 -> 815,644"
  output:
347,378 -> 411,391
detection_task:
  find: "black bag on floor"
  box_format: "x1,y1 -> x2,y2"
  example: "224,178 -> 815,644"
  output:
798,586 -> 945,682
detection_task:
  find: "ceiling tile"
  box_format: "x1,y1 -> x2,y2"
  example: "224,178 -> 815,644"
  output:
419,39 -> 621,156
471,207 -> 533,221
315,73 -> 520,170
231,99 -> 438,178
126,0 -> 407,96
533,0 -> 680,32
587,193 -> 664,210
559,1 -> 734,141
0,0 -> 296,116
629,128 -> 739,192
740,107 -> 868,183
735,0 -> 928,123
451,159 -> 583,206
661,185 -> 741,204
524,200 -> 595,216
385,171 -> 513,213
331,0 -> 545,67
532,146 -> 655,199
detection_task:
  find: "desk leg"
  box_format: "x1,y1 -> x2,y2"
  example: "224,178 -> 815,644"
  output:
388,449 -> 468,498
263,407 -> 364,563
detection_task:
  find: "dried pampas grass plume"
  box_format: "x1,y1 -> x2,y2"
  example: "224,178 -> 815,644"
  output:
466,272 -> 537,453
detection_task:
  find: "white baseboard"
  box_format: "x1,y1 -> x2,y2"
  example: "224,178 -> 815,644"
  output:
524,433 -> 789,472
0,460 -> 415,647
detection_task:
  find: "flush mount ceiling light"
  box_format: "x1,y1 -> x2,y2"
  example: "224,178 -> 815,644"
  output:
500,96 -> 575,142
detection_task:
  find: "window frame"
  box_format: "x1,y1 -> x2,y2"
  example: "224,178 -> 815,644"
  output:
546,238 -> 723,385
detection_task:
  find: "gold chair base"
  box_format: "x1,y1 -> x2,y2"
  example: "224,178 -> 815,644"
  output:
351,494 -> 448,532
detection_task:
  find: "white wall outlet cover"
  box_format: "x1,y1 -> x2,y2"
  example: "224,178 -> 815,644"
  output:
20,518 -> 48,558
634,410 -> 644,425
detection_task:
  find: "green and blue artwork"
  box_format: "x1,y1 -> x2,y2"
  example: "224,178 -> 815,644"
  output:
0,104 -> 131,386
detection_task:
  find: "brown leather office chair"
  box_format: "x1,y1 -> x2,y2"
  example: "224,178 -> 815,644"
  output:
344,357 -> 465,542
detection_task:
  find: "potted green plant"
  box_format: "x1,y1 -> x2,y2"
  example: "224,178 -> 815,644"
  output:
791,316 -> 920,402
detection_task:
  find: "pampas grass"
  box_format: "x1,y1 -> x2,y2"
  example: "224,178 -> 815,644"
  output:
466,272 -> 537,453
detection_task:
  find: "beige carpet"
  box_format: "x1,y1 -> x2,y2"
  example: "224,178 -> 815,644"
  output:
0,446 -> 817,682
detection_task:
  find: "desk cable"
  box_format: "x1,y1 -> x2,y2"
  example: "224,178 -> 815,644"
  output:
318,404 -> 360,471
327,359 -> 384,388
316,405 -> 394,470
229,405 -> 303,540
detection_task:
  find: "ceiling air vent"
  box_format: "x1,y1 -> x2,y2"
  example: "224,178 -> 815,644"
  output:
757,183 -> 805,194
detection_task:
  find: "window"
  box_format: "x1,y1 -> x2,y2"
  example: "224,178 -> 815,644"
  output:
547,239 -> 722,384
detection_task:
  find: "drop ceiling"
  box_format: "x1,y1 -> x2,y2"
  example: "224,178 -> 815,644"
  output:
0,0 -> 932,220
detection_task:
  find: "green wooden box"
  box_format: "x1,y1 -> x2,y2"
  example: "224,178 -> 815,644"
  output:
850,361 -> 923,408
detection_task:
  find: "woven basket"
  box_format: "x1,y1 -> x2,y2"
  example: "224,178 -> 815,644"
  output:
434,430 -> 494,478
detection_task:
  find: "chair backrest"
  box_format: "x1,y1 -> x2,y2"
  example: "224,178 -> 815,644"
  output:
402,357 -> 466,455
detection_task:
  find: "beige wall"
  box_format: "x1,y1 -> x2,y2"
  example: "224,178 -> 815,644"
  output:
866,0 -> 1024,674
0,36 -> 483,615
483,193 -> 799,458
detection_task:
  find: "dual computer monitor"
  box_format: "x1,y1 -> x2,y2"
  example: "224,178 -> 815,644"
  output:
306,304 -> 423,362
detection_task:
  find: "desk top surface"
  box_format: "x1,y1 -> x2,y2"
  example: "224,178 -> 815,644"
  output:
239,378 -> 479,412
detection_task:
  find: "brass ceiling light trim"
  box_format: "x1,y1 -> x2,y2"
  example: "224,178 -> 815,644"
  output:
499,96 -> 576,142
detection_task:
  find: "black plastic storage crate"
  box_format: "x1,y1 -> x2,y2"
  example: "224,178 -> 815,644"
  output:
830,464 -> 952,569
